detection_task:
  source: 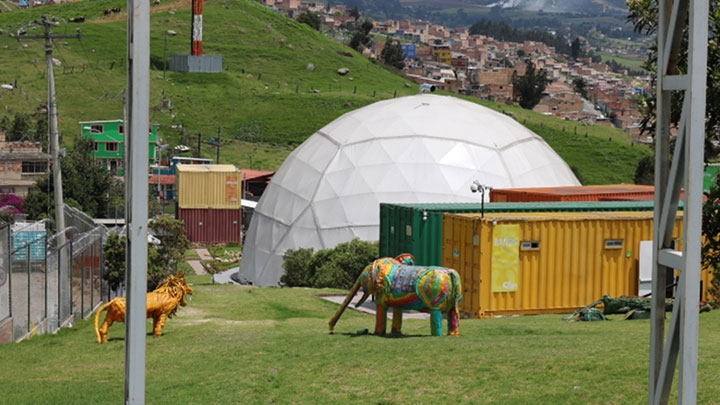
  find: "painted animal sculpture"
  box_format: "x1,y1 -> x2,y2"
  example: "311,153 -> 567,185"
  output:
94,273 -> 193,343
329,254 -> 462,336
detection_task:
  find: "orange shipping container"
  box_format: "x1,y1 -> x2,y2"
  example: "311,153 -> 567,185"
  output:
176,164 -> 241,209
441,211 -> 707,319
490,184 -> 656,203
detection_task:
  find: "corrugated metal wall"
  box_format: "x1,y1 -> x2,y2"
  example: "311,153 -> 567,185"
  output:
177,208 -> 242,244
490,185 -> 656,202
441,211 -> 703,319
176,164 -> 241,209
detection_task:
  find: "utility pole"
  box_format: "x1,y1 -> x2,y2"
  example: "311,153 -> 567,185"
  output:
23,16 -> 81,238
216,126 -> 220,163
196,131 -> 202,157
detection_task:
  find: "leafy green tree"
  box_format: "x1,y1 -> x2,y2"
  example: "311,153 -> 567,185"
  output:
23,137 -> 117,224
297,12 -> 321,31
571,37 -> 582,60
628,2 -> 720,305
634,155 -> 654,185
349,7 -> 360,19
511,61 -> 548,110
7,113 -> 32,141
348,20 -> 374,53
22,189 -> 49,221
573,77 -> 589,99
703,173 -> 720,307
149,215 -> 191,284
103,232 -> 126,290
102,216 -> 191,291
60,138 -> 114,218
380,37 -> 406,70
627,1 -> 720,161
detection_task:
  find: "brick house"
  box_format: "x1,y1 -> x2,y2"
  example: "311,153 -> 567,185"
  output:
0,132 -> 50,197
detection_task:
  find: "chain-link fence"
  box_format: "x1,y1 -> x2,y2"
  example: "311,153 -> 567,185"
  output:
1,206 -> 113,343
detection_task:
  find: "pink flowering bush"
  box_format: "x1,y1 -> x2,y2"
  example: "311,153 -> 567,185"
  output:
0,194 -> 23,213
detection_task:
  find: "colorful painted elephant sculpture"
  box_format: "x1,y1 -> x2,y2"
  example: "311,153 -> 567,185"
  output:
329,254 -> 463,336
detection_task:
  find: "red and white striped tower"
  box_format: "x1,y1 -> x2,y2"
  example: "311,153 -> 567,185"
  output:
191,0 -> 203,56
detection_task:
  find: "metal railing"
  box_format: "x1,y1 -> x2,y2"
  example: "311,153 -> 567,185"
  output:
0,206 -> 114,343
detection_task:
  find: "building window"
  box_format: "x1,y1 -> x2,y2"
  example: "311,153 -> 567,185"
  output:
119,125 -> 124,134
22,161 -> 48,174
106,142 -> 119,152
520,241 -> 541,251
93,142 -> 99,151
0,187 -> 14,194
604,239 -> 624,249
91,124 -> 104,134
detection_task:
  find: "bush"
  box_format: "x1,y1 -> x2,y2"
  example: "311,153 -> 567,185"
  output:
281,247 -> 315,287
281,238 -> 378,289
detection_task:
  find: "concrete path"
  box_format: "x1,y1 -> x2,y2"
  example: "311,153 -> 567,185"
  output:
187,248 -> 213,275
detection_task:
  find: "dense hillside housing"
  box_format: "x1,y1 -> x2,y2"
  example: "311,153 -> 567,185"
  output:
260,0 -> 649,141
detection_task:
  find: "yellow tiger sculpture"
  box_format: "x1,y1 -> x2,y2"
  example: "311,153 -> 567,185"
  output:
94,273 -> 193,343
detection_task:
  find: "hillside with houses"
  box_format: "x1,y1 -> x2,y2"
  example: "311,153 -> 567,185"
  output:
260,0 -> 651,143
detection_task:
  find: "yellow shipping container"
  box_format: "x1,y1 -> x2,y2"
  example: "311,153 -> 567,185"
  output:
441,211 -> 707,319
176,164 -> 241,209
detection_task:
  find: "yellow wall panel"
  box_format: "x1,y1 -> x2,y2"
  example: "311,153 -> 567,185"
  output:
176,164 -> 241,209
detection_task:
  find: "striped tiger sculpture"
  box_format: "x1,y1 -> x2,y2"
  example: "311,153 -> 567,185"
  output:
329,254 -> 462,336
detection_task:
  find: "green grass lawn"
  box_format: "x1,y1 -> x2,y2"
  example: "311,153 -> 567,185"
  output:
0,274 -> 715,403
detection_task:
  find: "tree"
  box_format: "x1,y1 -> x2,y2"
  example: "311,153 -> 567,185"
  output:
634,155 -> 654,185
703,173 -> 720,306
380,37 -> 406,70
511,61 -> 547,110
23,137 -> 117,224
60,138 -> 115,218
628,2 -> 720,305
102,215 -> 191,291
297,12 -> 321,31
7,113 -> 32,142
571,37 -> 582,60
348,19 -> 374,53
573,77 -> 589,99
627,1 -> 720,160
349,7 -> 360,19
102,232 -> 126,290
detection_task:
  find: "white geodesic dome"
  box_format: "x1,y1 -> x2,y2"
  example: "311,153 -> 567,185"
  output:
236,94 -> 580,286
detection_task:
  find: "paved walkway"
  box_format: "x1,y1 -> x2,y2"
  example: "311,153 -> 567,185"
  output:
187,248 -> 213,275
187,248 -> 241,284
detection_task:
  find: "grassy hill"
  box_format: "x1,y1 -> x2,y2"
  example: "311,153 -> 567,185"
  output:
0,0 -> 651,183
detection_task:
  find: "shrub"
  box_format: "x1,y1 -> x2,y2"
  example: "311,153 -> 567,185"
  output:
281,247 -> 315,287
281,238 -> 378,289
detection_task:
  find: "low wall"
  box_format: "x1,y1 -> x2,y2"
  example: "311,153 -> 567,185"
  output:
0,317 -> 13,344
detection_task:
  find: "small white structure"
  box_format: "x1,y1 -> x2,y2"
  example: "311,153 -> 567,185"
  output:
237,94 -> 581,286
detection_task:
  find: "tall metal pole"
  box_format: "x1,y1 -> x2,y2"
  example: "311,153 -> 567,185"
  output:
125,0 -> 150,402
650,0 -> 707,403
41,17 -> 65,238
163,33 -> 167,79
216,126 -> 221,163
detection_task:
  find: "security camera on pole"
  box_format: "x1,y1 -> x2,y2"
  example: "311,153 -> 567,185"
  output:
470,180 -> 492,218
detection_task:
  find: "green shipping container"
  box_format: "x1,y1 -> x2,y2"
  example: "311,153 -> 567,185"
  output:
379,200 -> 679,266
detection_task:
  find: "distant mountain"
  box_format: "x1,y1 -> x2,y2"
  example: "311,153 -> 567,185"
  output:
479,0 -> 628,15
334,0 -> 631,22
